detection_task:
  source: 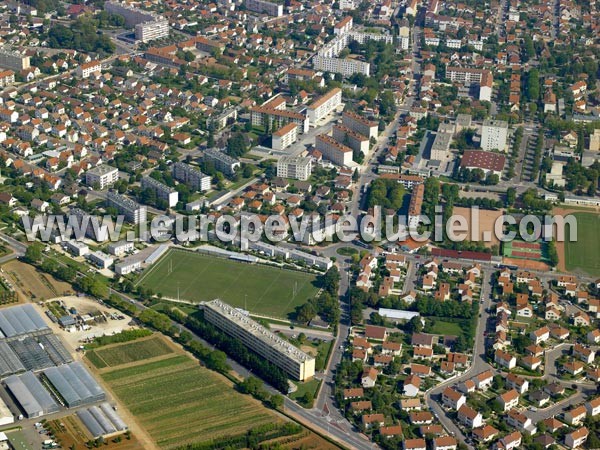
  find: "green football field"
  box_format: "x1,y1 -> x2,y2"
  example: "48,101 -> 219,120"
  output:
136,249 -> 320,319
564,212 -> 600,277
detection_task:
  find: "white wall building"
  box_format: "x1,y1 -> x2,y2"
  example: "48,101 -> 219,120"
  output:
481,119 -> 509,151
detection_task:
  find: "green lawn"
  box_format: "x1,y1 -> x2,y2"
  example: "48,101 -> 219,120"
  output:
137,249 -> 320,319
564,212 -> 600,277
427,319 -> 463,337
100,353 -> 278,449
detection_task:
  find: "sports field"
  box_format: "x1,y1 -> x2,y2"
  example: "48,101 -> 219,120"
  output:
95,340 -> 279,449
563,212 -> 600,277
87,335 -> 174,369
136,249 -> 320,319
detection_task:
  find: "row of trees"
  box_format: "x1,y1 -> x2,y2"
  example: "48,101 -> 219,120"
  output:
164,308 -> 290,393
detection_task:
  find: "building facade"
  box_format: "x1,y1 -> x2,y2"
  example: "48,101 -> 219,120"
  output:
85,165 -> 119,189
277,156 -> 312,181
106,191 -> 147,225
141,176 -> 179,207
203,300 -> 315,381
172,162 -> 211,191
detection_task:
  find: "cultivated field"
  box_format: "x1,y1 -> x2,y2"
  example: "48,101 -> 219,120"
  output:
2,260 -> 73,301
562,211 -> 600,277
137,249 -> 320,319
87,335 -> 174,369
95,339 -> 279,449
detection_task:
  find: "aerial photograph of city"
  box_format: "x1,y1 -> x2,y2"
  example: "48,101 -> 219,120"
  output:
0,0 -> 598,448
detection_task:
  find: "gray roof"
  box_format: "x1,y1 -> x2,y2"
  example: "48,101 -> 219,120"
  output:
5,371 -> 60,418
43,362 -> 105,407
77,403 -> 128,439
0,341 -> 26,376
0,304 -> 49,338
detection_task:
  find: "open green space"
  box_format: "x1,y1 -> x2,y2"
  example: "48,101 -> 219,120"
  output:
136,249 -> 320,319
427,320 -> 463,337
87,335 -> 174,369
564,212 -> 600,277
99,351 -> 277,449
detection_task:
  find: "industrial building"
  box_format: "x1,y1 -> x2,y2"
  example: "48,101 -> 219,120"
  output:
141,176 -> 179,208
77,403 -> 128,439
85,165 -> 119,189
4,371 -> 60,418
0,396 -> 13,426
0,304 -> 49,339
106,191 -> 147,225
43,362 -> 106,408
203,148 -> 241,176
0,342 -> 25,377
203,300 -> 315,381
172,162 -> 211,192
276,156 -> 312,181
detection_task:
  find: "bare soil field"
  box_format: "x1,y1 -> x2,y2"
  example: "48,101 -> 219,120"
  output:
502,257 -> 550,271
451,207 -> 504,248
2,260 -> 73,301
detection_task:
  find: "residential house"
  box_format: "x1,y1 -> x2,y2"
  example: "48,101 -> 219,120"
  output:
498,389 -> 520,412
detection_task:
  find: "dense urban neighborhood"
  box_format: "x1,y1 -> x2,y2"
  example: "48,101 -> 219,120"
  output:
0,0 -> 597,448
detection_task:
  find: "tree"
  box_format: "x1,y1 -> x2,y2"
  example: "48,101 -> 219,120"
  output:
268,394 -> 284,409
296,302 -> 316,324
24,244 -> 43,263
206,350 -> 229,373
227,132 -> 248,158
506,187 -> 516,207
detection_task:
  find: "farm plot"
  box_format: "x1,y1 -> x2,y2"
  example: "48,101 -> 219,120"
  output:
98,348 -> 278,449
87,335 -> 174,369
136,249 -> 320,319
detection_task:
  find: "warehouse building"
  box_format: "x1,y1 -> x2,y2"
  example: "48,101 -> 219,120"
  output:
43,362 -> 106,408
4,371 -> 60,418
0,396 -> 13,426
0,304 -> 50,339
0,342 -> 25,377
77,403 -> 128,439
203,300 -> 315,381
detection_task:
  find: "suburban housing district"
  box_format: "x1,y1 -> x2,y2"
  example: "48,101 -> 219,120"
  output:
0,0 -> 597,449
